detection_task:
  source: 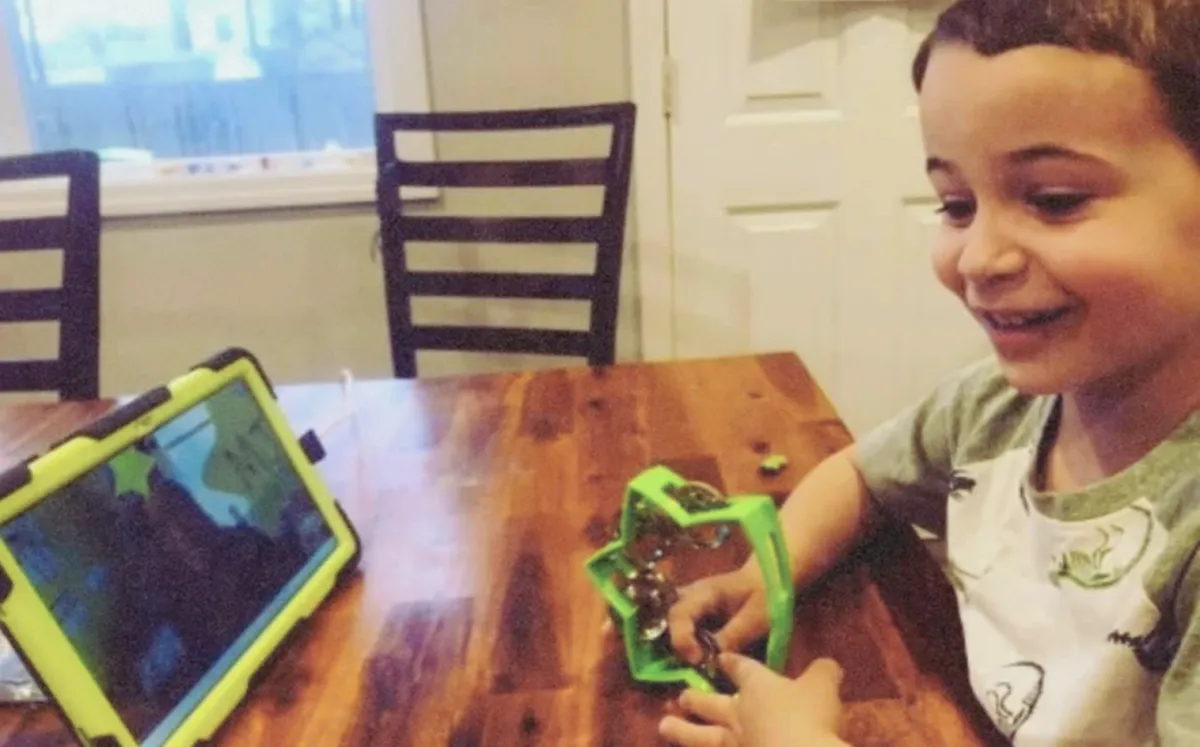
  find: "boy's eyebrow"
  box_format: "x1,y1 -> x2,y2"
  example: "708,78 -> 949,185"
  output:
1007,144 -> 1105,165
925,145 -> 1106,174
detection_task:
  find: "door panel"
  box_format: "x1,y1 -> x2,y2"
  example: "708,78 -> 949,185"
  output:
669,0 -> 989,435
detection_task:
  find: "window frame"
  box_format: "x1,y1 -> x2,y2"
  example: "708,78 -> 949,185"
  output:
0,0 -> 435,218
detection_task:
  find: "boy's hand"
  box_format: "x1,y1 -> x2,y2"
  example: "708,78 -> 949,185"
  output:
600,566 -> 768,665
658,653 -> 847,747
667,567 -> 770,664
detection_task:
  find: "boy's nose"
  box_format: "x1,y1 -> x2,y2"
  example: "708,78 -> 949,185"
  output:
957,215 -> 1026,284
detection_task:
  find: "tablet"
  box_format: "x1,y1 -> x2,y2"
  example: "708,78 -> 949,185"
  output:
0,348 -> 361,747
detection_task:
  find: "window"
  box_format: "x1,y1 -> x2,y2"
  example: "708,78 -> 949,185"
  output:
0,0 -> 433,216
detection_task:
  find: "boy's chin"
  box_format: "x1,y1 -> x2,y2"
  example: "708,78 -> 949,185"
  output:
994,357 -> 1071,397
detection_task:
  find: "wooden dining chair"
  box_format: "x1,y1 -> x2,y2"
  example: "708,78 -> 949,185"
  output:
374,102 -> 636,379
0,150 -> 101,400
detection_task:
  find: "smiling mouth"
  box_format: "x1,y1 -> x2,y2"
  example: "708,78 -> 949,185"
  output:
980,308 -> 1073,331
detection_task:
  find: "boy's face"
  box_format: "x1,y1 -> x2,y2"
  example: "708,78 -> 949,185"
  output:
919,43 -> 1200,396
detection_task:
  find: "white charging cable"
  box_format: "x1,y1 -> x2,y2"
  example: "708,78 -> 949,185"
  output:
316,368 -> 357,439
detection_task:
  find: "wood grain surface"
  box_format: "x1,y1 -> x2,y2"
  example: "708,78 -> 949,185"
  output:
0,353 -> 1007,746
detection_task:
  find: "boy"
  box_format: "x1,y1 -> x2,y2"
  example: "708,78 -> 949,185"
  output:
657,0 -> 1200,744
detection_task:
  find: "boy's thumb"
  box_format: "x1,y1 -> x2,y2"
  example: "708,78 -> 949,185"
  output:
714,607 -> 763,654
794,657 -> 845,730
800,657 -> 844,691
719,652 -> 768,687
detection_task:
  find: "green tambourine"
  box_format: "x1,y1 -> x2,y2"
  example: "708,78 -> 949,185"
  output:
584,465 -> 794,692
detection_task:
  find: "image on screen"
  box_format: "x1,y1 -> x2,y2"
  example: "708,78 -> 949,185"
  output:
0,380 -> 336,745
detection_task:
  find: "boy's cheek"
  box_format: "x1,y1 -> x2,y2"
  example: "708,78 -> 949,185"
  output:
930,240 -> 966,297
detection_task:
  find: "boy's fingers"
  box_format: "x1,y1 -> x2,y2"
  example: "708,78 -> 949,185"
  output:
713,607 -> 764,654
669,575 -> 757,663
718,652 -> 769,689
801,657 -> 844,690
668,585 -> 719,664
678,688 -> 737,727
790,657 -> 844,703
792,657 -> 847,730
666,617 -> 701,664
658,716 -> 735,747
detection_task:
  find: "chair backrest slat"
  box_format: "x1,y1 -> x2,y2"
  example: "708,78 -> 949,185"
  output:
406,271 -> 594,300
389,158 -> 609,188
0,360 -> 60,393
0,217 -> 68,253
377,104 -> 630,132
0,288 -> 62,322
395,216 -> 604,244
0,150 -> 101,400
409,326 -> 592,357
374,102 -> 636,379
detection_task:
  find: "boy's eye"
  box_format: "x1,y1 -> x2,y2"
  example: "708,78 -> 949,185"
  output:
1028,192 -> 1091,219
935,199 -> 975,224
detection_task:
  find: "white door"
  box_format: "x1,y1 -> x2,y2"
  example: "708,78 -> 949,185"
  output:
667,0 -> 990,436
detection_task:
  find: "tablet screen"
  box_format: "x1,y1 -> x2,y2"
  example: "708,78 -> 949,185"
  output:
0,379 -> 336,745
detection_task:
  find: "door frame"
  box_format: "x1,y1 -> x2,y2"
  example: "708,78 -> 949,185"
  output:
626,0 -> 675,360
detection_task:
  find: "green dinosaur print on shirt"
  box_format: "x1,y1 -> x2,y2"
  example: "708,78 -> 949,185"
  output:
1048,505 -> 1153,590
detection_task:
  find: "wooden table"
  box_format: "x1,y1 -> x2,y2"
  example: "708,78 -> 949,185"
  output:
0,353 -> 1006,746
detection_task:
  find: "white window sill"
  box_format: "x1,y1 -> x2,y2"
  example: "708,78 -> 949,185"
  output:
100,171 -> 435,218
0,161 -> 436,220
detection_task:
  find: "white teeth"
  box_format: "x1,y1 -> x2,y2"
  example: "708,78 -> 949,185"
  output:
991,312 -> 1036,325
984,309 -> 1066,329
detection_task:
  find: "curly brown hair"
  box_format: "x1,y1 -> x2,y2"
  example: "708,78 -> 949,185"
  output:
911,0 -> 1200,160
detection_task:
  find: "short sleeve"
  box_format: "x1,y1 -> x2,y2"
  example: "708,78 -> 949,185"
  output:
1155,577 -> 1200,744
853,384 -> 958,536
851,357 -> 1006,537
1154,504 -> 1200,744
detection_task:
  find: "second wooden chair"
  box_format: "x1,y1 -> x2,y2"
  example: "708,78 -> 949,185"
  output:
374,102 -> 636,379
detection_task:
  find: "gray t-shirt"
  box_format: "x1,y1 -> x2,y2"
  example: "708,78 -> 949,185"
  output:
854,356 -> 1200,746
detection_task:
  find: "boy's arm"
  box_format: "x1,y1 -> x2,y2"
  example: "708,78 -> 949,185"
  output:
774,356 -> 1003,587
771,358 -> 978,588
769,445 -> 883,588
671,363 -> 968,661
